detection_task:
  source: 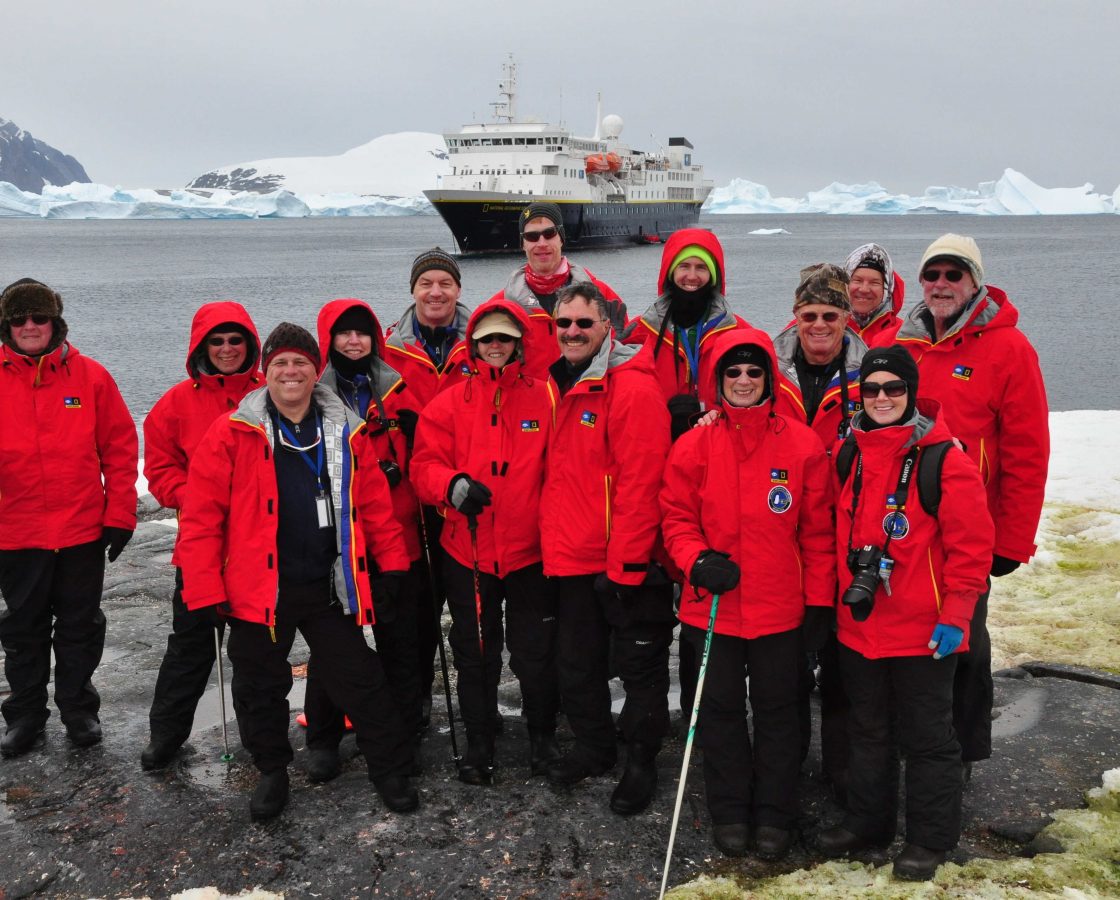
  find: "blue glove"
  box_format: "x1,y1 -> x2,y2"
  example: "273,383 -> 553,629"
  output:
928,624 -> 964,660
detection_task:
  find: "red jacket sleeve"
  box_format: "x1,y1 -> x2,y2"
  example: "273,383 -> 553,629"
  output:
143,392 -> 189,511
934,446 -> 995,632
990,339 -> 1049,562
178,419 -> 236,610
658,430 -> 711,580
94,363 -> 139,529
606,371 -> 670,584
797,447 -> 838,608
353,430 -> 410,574
409,390 -> 462,510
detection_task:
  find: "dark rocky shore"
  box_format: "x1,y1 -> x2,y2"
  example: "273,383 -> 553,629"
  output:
1,510 -> 1118,899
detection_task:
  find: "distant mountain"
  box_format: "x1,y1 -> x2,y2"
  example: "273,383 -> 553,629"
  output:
188,131 -> 450,196
0,118 -> 91,194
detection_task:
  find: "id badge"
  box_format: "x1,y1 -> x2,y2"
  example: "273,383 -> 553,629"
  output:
315,491 -> 335,529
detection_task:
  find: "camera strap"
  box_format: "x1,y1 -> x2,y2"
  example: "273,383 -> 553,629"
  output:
846,445 -> 921,558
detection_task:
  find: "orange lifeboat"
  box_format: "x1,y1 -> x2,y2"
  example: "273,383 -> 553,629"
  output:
585,152 -> 622,174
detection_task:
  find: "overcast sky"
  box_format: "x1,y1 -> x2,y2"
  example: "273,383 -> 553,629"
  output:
5,0 -> 1117,196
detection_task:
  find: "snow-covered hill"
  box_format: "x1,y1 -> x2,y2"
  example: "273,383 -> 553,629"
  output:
187,131 -> 449,197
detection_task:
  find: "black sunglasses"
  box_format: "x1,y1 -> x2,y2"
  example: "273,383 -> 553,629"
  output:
207,335 -> 246,347
522,226 -> 559,243
921,268 -> 966,283
798,310 -> 843,324
555,317 -> 603,330
9,314 -> 51,327
477,333 -> 515,344
860,380 -> 908,399
723,366 -> 766,380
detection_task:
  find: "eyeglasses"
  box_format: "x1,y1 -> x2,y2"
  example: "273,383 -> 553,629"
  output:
723,366 -> 766,380
9,314 -> 51,327
860,380 -> 908,399
920,268 -> 966,283
207,335 -> 246,347
555,317 -> 605,330
797,310 -> 843,324
522,226 -> 559,243
476,333 -> 516,344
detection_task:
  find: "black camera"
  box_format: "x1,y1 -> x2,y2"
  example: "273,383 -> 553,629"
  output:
843,545 -> 884,622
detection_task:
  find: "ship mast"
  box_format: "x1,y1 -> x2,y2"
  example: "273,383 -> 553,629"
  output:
490,55 -> 517,123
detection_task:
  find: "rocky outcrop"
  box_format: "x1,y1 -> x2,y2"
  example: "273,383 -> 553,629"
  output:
0,118 -> 91,193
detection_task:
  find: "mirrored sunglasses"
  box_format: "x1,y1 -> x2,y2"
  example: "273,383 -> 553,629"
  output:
798,310 -> 843,324
920,268 -> 966,283
476,333 -> 516,344
9,314 -> 51,327
522,226 -> 559,243
207,335 -> 246,347
723,366 -> 766,380
860,380 -> 908,399
555,317 -> 603,330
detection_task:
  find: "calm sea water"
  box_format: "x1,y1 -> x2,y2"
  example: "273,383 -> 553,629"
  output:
1,213 -> 1115,429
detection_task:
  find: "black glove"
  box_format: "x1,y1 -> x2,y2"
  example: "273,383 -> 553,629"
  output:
448,474 -> 493,517
371,571 -> 407,624
396,408 -> 419,447
102,526 -> 133,563
990,555 -> 1021,578
667,394 -> 702,442
801,606 -> 835,652
379,458 -> 403,489
594,572 -> 642,603
199,601 -> 232,629
690,550 -> 740,594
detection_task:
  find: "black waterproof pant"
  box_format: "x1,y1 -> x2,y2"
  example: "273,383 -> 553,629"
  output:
443,557 -> 559,735
683,624 -> 802,829
226,576 -> 412,780
304,561 -> 423,750
147,568 -> 226,745
839,643 -> 963,850
953,585 -> 993,762
414,506 -> 446,702
0,540 -> 106,729
555,574 -> 674,766
810,632 -> 851,789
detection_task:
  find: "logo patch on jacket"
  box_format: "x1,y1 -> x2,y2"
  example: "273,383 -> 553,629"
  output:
63,397 -> 82,409
883,512 -> 909,539
460,363 -> 472,375
770,468 -> 788,484
580,411 -> 597,428
768,485 -> 792,514
952,364 -> 973,381
886,493 -> 899,510
847,398 -> 863,413
521,419 -> 540,432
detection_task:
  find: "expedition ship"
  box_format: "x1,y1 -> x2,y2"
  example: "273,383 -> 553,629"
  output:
424,58 -> 713,255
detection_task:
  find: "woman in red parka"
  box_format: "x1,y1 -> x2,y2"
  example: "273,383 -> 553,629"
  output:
816,346 -> 993,882
659,327 -> 835,861
410,299 -> 559,786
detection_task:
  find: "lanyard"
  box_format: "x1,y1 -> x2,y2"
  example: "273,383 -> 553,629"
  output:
677,312 -> 726,384
847,444 -> 919,558
276,412 -> 325,487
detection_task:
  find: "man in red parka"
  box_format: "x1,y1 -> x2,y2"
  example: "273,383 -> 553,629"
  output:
842,243 -> 905,347
893,234 -> 1049,775
0,278 -> 137,757
140,301 -> 262,770
541,281 -> 673,816
178,323 -> 418,820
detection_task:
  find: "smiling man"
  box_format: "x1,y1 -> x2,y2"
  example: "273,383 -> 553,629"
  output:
893,234 -> 1049,778
490,202 -> 628,376
177,322 -> 419,820
0,278 -> 137,758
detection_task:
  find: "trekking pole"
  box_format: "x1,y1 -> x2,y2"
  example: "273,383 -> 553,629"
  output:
418,509 -> 461,764
467,513 -> 494,777
658,592 -> 721,900
213,627 -> 233,763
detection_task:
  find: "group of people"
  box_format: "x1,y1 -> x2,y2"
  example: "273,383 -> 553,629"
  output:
0,200 -> 1049,882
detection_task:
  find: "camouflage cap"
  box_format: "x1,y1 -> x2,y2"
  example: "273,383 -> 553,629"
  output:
793,263 -> 851,312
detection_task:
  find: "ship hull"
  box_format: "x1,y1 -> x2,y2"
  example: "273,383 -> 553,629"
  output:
424,190 -> 703,255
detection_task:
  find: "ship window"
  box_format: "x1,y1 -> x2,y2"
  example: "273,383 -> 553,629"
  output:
579,171 -> 584,179
503,139 -> 512,145
515,138 -> 525,145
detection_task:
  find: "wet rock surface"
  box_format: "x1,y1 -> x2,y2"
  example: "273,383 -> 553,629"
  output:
1,518 -> 1118,897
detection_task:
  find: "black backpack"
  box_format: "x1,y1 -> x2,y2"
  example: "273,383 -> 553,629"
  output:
835,435 -> 954,517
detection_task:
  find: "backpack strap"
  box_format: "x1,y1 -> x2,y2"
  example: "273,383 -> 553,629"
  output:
835,433 -> 858,484
916,440 -> 953,517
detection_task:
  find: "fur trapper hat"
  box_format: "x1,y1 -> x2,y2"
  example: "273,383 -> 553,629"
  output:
0,278 -> 68,351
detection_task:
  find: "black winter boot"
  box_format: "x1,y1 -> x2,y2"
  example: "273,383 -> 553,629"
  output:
140,736 -> 183,771
250,769 -> 289,821
528,727 -> 561,776
609,741 -> 658,815
457,733 -> 494,786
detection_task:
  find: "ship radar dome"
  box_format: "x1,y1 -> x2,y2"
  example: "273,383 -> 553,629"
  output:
601,114 -> 624,139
